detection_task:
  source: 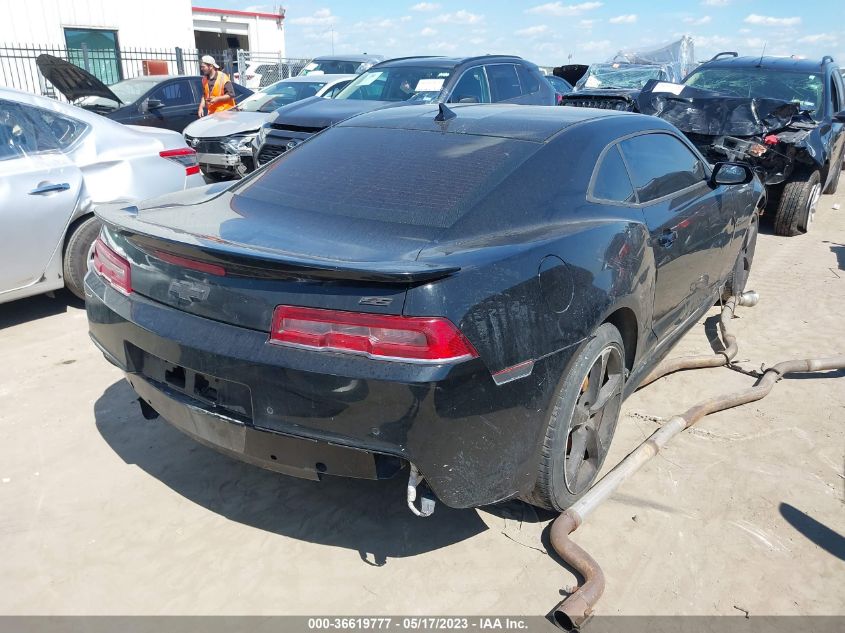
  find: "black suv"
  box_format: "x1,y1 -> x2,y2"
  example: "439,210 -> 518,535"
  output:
656,54 -> 845,235
253,55 -> 555,165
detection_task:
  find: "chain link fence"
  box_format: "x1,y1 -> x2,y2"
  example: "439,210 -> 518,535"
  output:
0,43 -> 311,99
235,50 -> 310,89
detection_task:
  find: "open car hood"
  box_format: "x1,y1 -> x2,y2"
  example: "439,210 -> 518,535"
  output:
635,79 -> 802,137
553,64 -> 589,87
36,53 -> 123,104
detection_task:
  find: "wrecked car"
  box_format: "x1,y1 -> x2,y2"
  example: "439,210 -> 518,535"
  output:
183,74 -> 355,180
563,37 -> 695,111
86,103 -> 763,514
645,53 -> 845,236
0,86 -> 203,304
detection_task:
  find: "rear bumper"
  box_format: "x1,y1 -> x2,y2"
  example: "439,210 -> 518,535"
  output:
84,272 -> 566,508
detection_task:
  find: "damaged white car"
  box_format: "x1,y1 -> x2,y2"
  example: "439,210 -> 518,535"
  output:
0,87 -> 205,304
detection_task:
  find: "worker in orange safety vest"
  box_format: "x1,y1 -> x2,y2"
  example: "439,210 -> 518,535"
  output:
198,55 -> 236,117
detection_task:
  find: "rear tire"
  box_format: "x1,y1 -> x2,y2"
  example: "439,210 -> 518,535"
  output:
522,323 -> 625,511
722,212 -> 759,301
773,170 -> 821,236
63,215 -> 101,300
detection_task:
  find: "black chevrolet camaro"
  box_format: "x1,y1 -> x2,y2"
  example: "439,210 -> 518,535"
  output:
85,104 -> 763,512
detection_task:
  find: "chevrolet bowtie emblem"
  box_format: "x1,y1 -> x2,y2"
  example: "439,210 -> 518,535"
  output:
168,279 -> 210,303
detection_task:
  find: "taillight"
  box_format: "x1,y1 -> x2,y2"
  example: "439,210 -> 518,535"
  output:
160,147 -> 200,176
269,306 -> 478,363
92,237 -> 132,295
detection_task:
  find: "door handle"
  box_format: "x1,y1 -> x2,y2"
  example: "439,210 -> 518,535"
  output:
29,182 -> 70,195
657,229 -> 677,248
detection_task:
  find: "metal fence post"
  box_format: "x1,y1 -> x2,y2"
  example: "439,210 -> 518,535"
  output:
80,42 -> 90,72
175,47 -> 184,75
223,49 -> 232,77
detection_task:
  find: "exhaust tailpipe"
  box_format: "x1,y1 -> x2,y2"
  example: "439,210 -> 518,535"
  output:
548,294 -> 845,627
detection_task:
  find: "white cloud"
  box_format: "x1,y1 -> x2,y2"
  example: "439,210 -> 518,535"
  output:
798,33 -> 837,44
411,2 -> 440,11
609,14 -> 637,24
744,14 -> 801,27
289,8 -> 335,26
581,39 -> 611,52
428,41 -> 459,52
701,0 -> 730,6
683,16 -> 711,26
579,19 -> 599,27
525,2 -> 603,17
515,25 -> 550,38
420,27 -> 438,37
400,15 -> 412,22
430,10 -> 484,25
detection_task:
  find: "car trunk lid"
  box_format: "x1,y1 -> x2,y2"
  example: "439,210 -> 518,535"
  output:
95,196 -> 457,330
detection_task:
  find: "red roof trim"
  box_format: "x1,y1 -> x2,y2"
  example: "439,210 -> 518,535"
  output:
192,6 -> 285,20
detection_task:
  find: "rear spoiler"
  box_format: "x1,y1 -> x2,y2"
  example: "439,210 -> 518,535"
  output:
96,205 -> 459,285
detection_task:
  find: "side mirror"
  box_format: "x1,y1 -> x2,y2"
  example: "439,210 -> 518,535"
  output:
711,161 -> 754,186
834,109 -> 845,123
146,98 -> 164,110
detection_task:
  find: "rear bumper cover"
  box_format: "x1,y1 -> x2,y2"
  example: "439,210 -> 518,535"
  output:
85,272 -> 567,508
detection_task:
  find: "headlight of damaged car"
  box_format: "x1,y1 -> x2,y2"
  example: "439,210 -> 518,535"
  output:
224,134 -> 258,155
255,123 -> 270,148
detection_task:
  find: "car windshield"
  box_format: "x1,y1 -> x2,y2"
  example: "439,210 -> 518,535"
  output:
546,76 -> 572,93
576,64 -> 665,90
239,80 -> 330,112
334,66 -> 453,103
77,77 -> 164,107
299,60 -> 367,75
684,68 -> 824,117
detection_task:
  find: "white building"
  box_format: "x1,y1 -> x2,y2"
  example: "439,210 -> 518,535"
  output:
192,6 -> 286,56
0,0 -> 285,53
0,0 -> 286,92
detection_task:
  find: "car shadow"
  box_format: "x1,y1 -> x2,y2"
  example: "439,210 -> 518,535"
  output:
0,290 -> 84,329
95,379 -> 497,563
822,241 -> 845,270
779,502 -> 845,561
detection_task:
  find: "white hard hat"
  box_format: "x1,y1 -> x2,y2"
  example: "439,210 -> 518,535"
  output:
201,55 -> 220,69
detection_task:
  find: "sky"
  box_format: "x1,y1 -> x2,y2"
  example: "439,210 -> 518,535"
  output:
195,0 -> 845,66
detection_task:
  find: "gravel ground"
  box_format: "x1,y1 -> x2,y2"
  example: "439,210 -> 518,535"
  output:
0,188 -> 843,620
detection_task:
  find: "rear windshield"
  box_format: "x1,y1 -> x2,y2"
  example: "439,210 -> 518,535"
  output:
300,60 -> 367,75
235,127 -> 538,228
576,64 -> 665,90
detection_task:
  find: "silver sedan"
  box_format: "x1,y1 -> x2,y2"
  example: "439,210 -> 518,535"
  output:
0,87 -> 205,304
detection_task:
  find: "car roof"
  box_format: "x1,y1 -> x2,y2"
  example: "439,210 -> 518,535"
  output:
271,74 -> 356,84
698,55 -> 835,72
310,54 -> 384,62
337,103 -> 637,142
374,55 -> 525,70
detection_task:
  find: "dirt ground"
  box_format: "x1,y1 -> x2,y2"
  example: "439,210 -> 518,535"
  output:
1,189 -> 843,620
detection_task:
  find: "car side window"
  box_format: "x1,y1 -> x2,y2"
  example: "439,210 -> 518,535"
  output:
592,144 -> 636,204
323,81 -> 350,98
516,64 -> 541,95
449,67 -> 491,103
0,100 -> 59,160
486,64 -> 522,102
149,81 -> 194,107
830,73 -> 841,114
26,107 -> 88,150
619,133 -> 707,204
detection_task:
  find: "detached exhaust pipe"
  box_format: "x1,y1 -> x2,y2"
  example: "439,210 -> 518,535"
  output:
639,292 -> 757,389
551,353 -> 845,629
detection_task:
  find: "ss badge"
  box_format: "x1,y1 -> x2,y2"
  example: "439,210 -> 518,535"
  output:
359,296 -> 393,307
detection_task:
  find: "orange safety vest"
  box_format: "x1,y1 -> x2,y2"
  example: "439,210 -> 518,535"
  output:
203,71 -> 236,113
